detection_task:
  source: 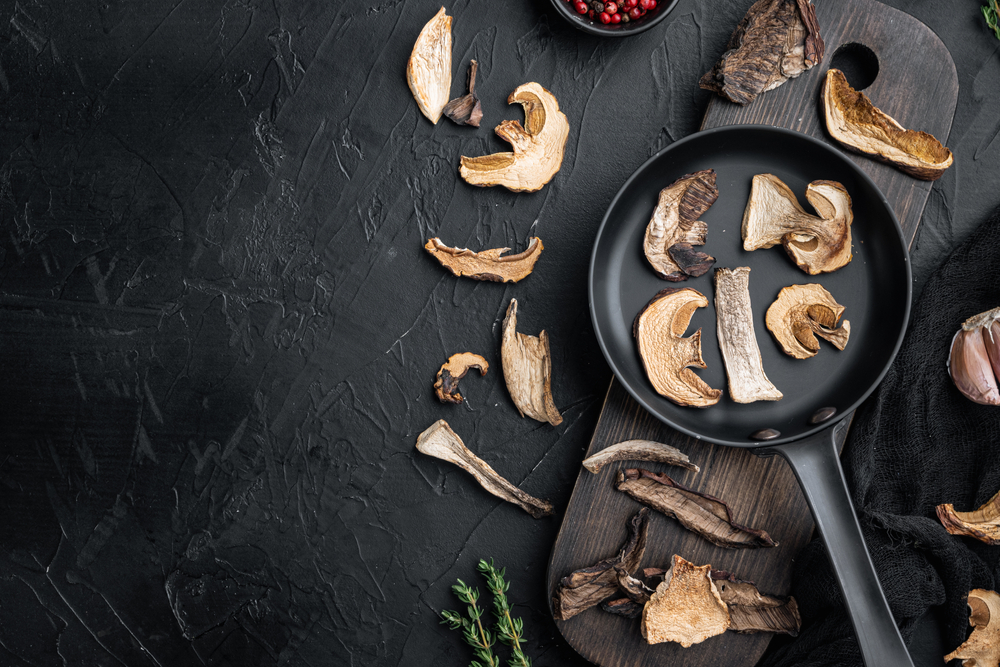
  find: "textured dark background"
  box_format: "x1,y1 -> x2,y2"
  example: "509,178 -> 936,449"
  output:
0,0 -> 997,665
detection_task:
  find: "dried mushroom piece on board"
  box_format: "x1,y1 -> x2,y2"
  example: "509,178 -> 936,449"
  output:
643,170 -> 718,281
424,237 -> 543,283
443,60 -> 483,127
937,487 -> 1000,544
742,175 -> 853,275
501,299 -> 563,425
634,287 -> 722,408
415,420 -> 553,518
642,555 -> 730,647
601,597 -> 643,619
700,0 -> 824,106
582,439 -> 699,475
616,468 -> 778,548
434,353 -> 489,404
822,68 -> 954,181
711,571 -> 801,635
715,268 -> 783,403
552,508 -> 650,620
406,7 -> 451,124
944,589 -> 1000,667
766,284 -> 850,359
459,82 -> 569,192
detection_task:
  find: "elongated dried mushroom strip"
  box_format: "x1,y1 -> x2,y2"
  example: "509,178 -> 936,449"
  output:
434,353 -> 489,404
406,7 -> 451,124
715,268 -> 783,403
582,439 -> 699,474
642,555 -> 730,647
617,468 -> 777,548
600,597 -> 643,619
552,508 -> 650,620
711,571 -> 800,635
415,420 -> 553,518
945,589 -> 1000,667
644,170 -> 718,281
424,237 -> 543,283
502,299 -> 563,425
937,487 -> 1000,545
766,284 -> 850,359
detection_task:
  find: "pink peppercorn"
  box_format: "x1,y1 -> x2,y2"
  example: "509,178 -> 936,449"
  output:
611,12 -> 621,22
598,11 -> 611,22
605,2 -> 617,12
574,1 -> 588,12
628,6 -> 642,18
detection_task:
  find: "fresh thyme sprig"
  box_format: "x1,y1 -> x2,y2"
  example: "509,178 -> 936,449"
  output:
984,0 -> 1000,41
441,579 -> 500,667
477,559 -> 531,667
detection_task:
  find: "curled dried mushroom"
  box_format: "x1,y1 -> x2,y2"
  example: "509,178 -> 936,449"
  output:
822,69 -> 953,181
459,82 -> 569,193
711,571 -> 800,635
743,174 -> 853,275
502,299 -> 563,425
582,439 -> 699,475
937,487 -> 1000,545
424,237 -> 543,283
945,589 -> 1000,667
406,7 -> 452,124
434,353 -> 489,404
643,170 -> 718,281
766,284 -> 850,359
443,60 -> 483,127
642,555 -> 730,647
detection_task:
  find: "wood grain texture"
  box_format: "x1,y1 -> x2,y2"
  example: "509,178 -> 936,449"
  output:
547,1 -> 958,665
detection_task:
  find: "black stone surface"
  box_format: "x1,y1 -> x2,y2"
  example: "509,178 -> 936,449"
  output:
0,1 -> 997,666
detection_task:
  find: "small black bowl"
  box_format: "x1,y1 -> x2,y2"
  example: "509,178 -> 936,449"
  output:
548,0 -> 680,37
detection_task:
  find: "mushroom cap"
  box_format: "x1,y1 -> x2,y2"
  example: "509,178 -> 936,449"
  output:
765,283 -> 851,359
406,7 -> 451,124
641,555 -> 730,647
643,170 -> 718,281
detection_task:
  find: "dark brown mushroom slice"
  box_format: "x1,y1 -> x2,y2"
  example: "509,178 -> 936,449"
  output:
600,597 -> 643,619
582,439 -> 699,475
552,508 -> 650,620
668,243 -> 716,278
710,570 -> 801,635
425,237 -> 543,283
616,468 -> 777,548
433,352 -> 489,404
443,60 -> 483,127
643,170 -> 718,282
614,565 -> 655,605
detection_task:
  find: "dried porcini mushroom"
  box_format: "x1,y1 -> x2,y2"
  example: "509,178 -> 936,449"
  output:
641,555 -> 730,647
643,170 -> 718,281
406,7 -> 451,124
699,0 -> 824,106
711,571 -> 801,635
822,69 -> 954,181
715,268 -> 783,403
552,508 -> 650,620
766,284 -> 851,359
634,287 -> 722,408
582,439 -> 700,475
948,307 -> 1000,406
614,565 -> 655,605
944,589 -> 1000,667
424,237 -> 543,283
434,353 -> 489,404
459,82 -> 569,193
415,420 -> 553,518
937,487 -> 1000,544
501,299 -> 563,425
617,468 -> 778,548
443,60 -> 483,127
742,175 -> 853,275
601,597 -> 643,619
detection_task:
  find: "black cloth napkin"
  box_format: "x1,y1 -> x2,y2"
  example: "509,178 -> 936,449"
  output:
759,205 -> 1000,667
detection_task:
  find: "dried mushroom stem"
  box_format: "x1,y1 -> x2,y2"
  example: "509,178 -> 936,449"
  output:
433,353 -> 489,404
582,439 -> 700,475
442,60 -> 483,127
643,170 -> 718,281
766,284 -> 850,359
415,420 -> 553,518
711,571 -> 801,635
406,7 -> 451,124
501,299 -> 563,425
944,589 -> 1000,667
424,237 -> 543,283
641,555 -> 730,647
937,487 -> 1000,544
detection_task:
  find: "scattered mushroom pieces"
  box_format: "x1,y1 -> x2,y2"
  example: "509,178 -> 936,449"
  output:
552,508 -> 650,620
415,420 -> 553,519
937,487 -> 1000,545
643,170 -> 718,282
711,571 -> 801,635
406,7 -> 451,124
501,299 -> 563,425
742,175 -> 853,275
642,555 -> 730,647
459,82 -> 569,192
699,0 -> 824,106
443,60 -> 483,127
822,68 -> 954,181
433,353 -> 489,404
424,237 -> 543,283
766,284 -> 851,359
944,589 -> 1000,667
634,287 -> 723,408
715,268 -> 783,403
582,439 -> 700,475
616,468 -> 778,548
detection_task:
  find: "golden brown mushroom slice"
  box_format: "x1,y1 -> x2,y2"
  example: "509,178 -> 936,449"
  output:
643,170 -> 718,281
459,82 -> 569,192
822,69 -> 954,181
424,237 -> 543,283
406,7 -> 451,124
641,555 -> 730,647
766,284 -> 850,359
633,287 -> 722,408
945,589 -> 1000,667
715,268 -> 783,403
937,487 -> 1000,545
434,353 -> 489,404
501,299 -> 563,425
743,175 -> 853,275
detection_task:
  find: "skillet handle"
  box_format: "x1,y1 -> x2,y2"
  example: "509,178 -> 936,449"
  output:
765,426 -> 914,667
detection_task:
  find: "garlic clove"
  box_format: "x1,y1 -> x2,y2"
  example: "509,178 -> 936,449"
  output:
988,319 -> 1000,383
949,307 -> 1000,406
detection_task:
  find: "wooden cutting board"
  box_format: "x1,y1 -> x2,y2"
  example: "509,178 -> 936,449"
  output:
547,1 -> 957,665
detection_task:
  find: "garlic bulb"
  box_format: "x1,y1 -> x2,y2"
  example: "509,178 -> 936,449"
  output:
948,307 -> 1000,405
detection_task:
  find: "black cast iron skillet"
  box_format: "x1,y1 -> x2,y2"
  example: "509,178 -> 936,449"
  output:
590,126 -> 913,666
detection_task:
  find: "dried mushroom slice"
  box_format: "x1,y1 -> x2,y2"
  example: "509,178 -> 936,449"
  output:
434,353 -> 489,404
582,439 -> 699,475
643,170 -> 718,281
711,571 -> 801,635
601,597 -> 643,619
700,0 -> 824,106
459,82 -> 569,192
634,287 -> 722,408
641,555 -> 730,647
424,237 -> 543,283
415,420 -> 553,518
715,268 -> 783,403
406,7 -> 451,124
766,284 -> 850,359
822,69 -> 953,181
501,299 -> 563,425
937,487 -> 1000,545
945,589 -> 1000,667
443,60 -> 483,127
743,175 -> 853,275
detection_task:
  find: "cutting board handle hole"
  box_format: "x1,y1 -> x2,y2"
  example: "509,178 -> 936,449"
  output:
830,42 -> 880,91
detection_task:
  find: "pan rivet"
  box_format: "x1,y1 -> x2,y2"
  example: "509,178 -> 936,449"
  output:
809,407 -> 837,425
750,428 -> 781,441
